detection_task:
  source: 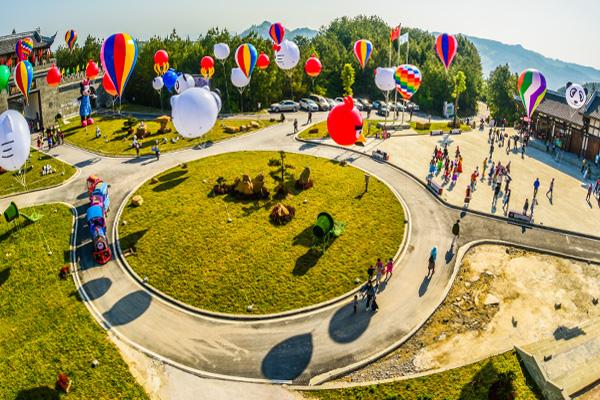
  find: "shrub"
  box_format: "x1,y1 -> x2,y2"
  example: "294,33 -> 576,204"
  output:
415,122 -> 431,130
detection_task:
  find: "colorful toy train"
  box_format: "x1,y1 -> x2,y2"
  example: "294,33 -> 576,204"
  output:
86,175 -> 111,265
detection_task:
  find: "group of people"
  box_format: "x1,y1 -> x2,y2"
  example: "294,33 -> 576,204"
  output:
354,258 -> 394,313
428,143 -> 464,189
37,126 -> 65,150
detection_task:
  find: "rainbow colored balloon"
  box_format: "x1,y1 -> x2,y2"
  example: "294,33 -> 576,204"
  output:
14,60 -> 33,101
394,64 -> 422,101
235,43 -> 258,78
15,38 -> 34,61
65,29 -> 77,50
518,68 -> 547,119
353,39 -> 373,70
100,33 -> 138,98
435,33 -> 458,71
269,23 -> 285,50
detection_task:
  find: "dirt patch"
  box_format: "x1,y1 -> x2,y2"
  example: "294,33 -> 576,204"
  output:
339,245 -> 600,383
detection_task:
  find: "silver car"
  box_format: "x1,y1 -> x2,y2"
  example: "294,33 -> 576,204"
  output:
299,98 -> 319,112
270,100 -> 299,112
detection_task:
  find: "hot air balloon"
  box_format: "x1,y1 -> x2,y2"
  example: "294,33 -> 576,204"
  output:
85,60 -> 99,79
0,65 -> 11,93
14,60 -> 33,101
15,38 -> 33,61
394,64 -> 422,101
518,69 -> 547,119
103,74 -> 117,97
235,43 -> 258,78
65,29 -> 77,50
353,39 -> 373,70
46,64 -> 62,88
153,49 -> 169,75
257,52 -> 270,70
100,33 -> 138,98
305,54 -> 322,78
435,33 -> 458,71
269,22 -> 285,51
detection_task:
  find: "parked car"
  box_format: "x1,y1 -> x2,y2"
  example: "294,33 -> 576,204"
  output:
376,104 -> 390,117
334,97 -> 344,104
325,98 -> 337,108
356,98 -> 372,111
270,100 -> 299,112
308,94 -> 331,111
406,101 -> 420,111
372,100 -> 385,110
299,98 -> 319,112
333,96 -> 362,110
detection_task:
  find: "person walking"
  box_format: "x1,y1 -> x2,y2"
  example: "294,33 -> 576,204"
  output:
533,178 -> 540,199
307,110 -> 312,124
546,178 -> 555,203
134,141 -> 141,158
502,188 -> 511,214
367,264 -> 375,282
521,144 -> 526,159
365,281 -> 375,310
451,220 -> 460,249
493,182 -> 501,207
489,142 -> 495,159
587,184 -> 593,202
385,258 -> 394,281
481,158 -> 488,181
152,141 -> 160,161
523,198 -> 529,215
375,258 -> 384,287
427,247 -> 437,278
293,118 -> 298,134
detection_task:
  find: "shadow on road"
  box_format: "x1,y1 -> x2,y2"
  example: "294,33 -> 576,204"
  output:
102,290 -> 152,326
261,333 -> 313,381
80,277 -> 112,301
328,301 -> 373,344
418,275 -> 431,297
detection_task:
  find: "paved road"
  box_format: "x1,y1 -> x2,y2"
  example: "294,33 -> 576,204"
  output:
3,116 -> 599,385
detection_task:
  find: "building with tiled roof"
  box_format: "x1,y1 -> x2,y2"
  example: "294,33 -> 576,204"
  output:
532,89 -> 600,160
0,27 -> 56,66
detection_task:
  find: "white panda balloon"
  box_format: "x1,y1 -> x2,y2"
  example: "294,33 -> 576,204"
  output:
171,87 -> 221,139
174,73 -> 196,94
152,76 -> 164,91
0,110 -> 31,171
275,40 -> 300,70
374,67 -> 396,92
565,82 -> 587,110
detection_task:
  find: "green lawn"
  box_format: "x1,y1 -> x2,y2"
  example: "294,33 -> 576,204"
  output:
298,120 -> 383,140
0,150 -> 76,197
119,151 -> 406,314
410,121 -> 473,135
61,115 -> 277,156
0,204 -> 148,399
305,351 -> 541,400
118,103 -> 163,114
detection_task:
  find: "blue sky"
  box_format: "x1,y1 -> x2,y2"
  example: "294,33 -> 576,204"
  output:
9,0 -> 600,69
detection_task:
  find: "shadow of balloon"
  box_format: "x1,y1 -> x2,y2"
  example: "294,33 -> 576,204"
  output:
0,267 -> 10,288
152,177 -> 189,192
80,277 -> 112,301
15,386 -> 59,400
328,301 -> 373,344
261,333 -> 313,381
102,290 -> 151,326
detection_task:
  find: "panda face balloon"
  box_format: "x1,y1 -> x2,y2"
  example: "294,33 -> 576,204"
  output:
0,110 -> 31,171
565,82 -> 587,110
171,87 -> 221,139
152,76 -> 164,91
174,73 -> 195,94
275,40 -> 300,70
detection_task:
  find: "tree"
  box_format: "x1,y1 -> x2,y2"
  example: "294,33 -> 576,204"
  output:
486,64 -> 520,124
451,71 -> 467,127
341,63 -> 355,97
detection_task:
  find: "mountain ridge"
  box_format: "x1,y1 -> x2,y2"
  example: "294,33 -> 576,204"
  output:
240,21 -> 600,90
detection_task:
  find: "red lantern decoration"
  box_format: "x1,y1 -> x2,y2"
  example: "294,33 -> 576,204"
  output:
326,97 -> 364,146
46,64 -> 62,88
200,56 -> 215,70
85,60 -> 99,80
102,73 -> 117,97
256,52 -> 270,70
304,54 -> 322,78
154,50 -> 168,65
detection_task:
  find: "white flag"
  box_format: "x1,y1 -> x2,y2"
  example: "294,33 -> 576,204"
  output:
399,32 -> 409,45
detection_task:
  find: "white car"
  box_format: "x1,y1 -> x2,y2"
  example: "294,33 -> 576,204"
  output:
299,98 -> 319,112
270,100 -> 299,112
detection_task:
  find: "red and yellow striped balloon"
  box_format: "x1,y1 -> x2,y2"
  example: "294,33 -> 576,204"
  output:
235,43 -> 258,78
100,33 -> 138,98
353,39 -> 373,70
14,60 -> 33,101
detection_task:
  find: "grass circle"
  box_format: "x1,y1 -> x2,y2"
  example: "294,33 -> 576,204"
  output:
119,151 -> 406,314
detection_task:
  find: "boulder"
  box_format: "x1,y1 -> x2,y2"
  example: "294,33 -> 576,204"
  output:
251,173 -> 265,195
484,294 -> 500,306
234,175 -> 254,196
295,167 -> 313,190
250,121 -> 260,128
131,195 -> 144,207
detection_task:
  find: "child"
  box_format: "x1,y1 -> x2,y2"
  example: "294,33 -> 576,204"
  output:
385,258 -> 394,281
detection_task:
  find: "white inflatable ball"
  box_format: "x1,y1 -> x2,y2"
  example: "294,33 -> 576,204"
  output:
214,43 -> 230,61
375,67 -> 396,92
275,40 -> 300,70
171,87 -> 221,139
0,110 -> 31,171
231,67 -> 250,89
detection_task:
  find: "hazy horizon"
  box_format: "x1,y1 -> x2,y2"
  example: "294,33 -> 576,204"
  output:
7,0 -> 600,70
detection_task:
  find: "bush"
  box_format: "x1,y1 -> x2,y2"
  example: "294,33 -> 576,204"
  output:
415,122 -> 431,130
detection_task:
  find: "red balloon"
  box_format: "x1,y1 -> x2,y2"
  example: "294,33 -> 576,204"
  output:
257,52 -> 270,70
154,49 -> 168,65
305,54 -> 322,78
327,97 -> 363,146
46,64 -> 62,87
85,60 -> 99,79
102,73 -> 117,97
200,56 -> 214,70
